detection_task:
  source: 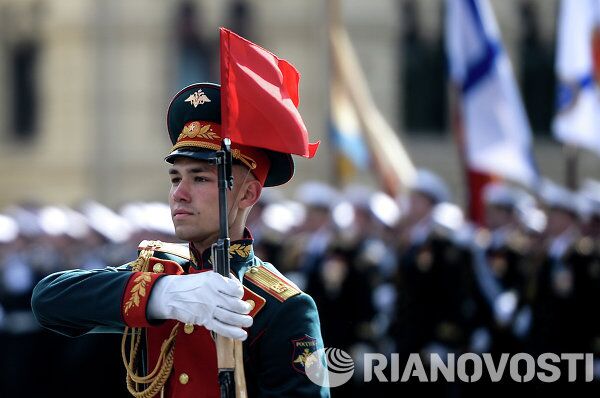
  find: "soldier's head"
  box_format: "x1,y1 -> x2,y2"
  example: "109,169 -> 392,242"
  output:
164,83 -> 293,245
482,182 -> 521,230
579,179 -> 600,238
407,169 -> 450,223
538,179 -> 580,238
294,181 -> 338,232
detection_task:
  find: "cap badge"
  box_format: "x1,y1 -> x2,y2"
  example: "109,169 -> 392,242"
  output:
184,89 -> 211,107
178,122 -> 220,141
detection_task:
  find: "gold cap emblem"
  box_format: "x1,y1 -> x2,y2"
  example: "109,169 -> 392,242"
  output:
184,89 -> 211,107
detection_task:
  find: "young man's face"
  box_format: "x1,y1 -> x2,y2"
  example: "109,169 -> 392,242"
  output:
407,191 -> 434,223
168,157 -> 256,244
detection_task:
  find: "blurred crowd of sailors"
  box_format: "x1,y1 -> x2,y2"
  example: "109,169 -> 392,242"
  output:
1,170 -> 599,396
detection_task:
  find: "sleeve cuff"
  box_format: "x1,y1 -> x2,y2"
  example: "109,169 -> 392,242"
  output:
121,272 -> 163,327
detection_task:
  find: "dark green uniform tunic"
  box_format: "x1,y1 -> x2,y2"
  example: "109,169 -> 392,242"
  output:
31,234 -> 329,398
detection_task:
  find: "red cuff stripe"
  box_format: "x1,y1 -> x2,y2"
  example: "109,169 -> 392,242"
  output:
121,272 -> 162,327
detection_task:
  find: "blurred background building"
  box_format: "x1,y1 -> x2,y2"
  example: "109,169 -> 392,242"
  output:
0,0 -> 597,209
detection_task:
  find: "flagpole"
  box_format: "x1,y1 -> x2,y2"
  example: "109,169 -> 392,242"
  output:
329,10 -> 415,196
564,144 -> 579,190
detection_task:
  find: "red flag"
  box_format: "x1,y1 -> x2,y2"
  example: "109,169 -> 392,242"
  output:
219,27 -> 319,158
466,169 -> 498,225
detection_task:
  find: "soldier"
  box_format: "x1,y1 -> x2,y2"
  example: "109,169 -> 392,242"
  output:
305,185 -> 384,351
279,181 -> 339,290
576,179 -> 600,378
526,180 -> 590,355
392,169 -> 472,361
31,83 -> 329,398
0,207 -> 87,397
579,179 -> 600,239
468,183 -> 532,355
520,180 -> 600,395
391,171 -> 472,397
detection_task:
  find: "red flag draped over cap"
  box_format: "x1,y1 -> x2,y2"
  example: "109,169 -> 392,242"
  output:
220,27 -> 319,158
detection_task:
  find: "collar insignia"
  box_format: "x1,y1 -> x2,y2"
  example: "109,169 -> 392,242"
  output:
184,89 -> 211,107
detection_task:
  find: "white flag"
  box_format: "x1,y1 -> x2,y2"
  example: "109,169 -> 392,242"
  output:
446,0 -> 538,188
553,0 -> 600,156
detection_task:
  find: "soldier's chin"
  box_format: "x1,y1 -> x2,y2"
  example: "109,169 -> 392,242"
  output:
173,226 -> 201,242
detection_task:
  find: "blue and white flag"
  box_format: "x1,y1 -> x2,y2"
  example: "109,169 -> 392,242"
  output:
329,77 -> 370,180
553,0 -> 600,156
446,0 -> 539,188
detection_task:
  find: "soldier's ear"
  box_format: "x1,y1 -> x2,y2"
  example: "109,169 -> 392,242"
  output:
238,179 -> 262,210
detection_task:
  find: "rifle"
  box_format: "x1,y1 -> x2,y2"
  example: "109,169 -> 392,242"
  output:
210,138 -> 247,398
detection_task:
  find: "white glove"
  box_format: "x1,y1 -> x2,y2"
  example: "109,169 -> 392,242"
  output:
147,272 -> 253,340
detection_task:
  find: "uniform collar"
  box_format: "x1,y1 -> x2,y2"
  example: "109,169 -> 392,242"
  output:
189,228 -> 255,278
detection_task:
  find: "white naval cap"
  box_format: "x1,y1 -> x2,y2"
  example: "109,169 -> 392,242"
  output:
512,188 -> 547,234
294,180 -> 340,210
483,182 -> 535,210
483,182 -> 517,208
122,202 -> 176,237
432,202 -> 465,234
262,199 -> 305,234
369,191 -> 402,227
0,214 -> 19,243
38,206 -> 89,239
81,201 -> 133,243
257,187 -> 284,206
409,169 -> 451,204
538,178 -> 581,216
5,205 -> 43,238
342,183 -> 374,209
332,184 -> 402,228
518,206 -> 547,234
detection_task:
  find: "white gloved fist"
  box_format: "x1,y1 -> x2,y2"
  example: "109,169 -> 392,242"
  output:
148,272 -> 253,340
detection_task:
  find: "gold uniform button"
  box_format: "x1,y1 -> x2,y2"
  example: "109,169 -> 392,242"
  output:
183,323 -> 194,334
153,263 -> 164,273
245,299 -> 255,310
249,267 -> 258,274
179,373 -> 189,385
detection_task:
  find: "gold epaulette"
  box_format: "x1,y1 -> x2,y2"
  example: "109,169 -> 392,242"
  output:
244,265 -> 301,302
138,240 -> 191,261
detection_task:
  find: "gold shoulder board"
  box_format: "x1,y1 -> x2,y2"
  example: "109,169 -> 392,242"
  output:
138,240 -> 191,261
244,265 -> 301,302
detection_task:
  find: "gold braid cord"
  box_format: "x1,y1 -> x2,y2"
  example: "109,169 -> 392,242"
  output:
122,325 -> 178,398
121,241 -> 179,398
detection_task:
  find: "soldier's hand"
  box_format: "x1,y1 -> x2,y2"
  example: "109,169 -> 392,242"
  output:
147,272 -> 253,340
